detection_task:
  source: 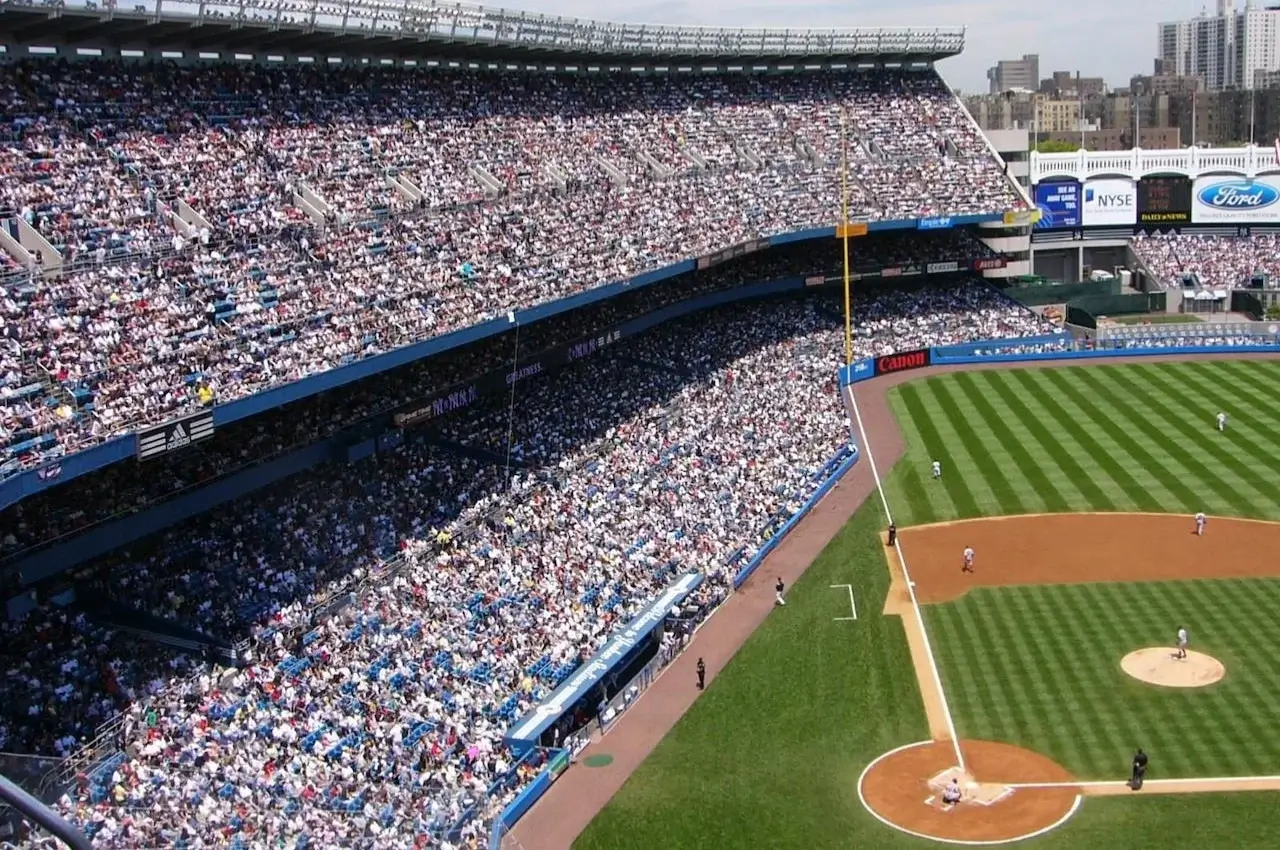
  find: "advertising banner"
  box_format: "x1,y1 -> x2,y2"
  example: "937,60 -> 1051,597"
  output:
972,258 -> 1007,271
917,216 -> 954,230
1191,175 -> 1280,223
137,411 -> 214,460
874,348 -> 931,377
1033,181 -> 1081,228
1081,178 -> 1136,226
927,261 -> 960,274
1003,209 -> 1043,227
392,328 -> 622,428
1137,176 -> 1192,224
695,239 -> 764,271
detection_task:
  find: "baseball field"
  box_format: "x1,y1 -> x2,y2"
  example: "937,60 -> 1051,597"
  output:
569,358 -> 1280,849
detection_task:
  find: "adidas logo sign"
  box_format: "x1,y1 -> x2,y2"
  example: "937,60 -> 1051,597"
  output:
166,423 -> 191,452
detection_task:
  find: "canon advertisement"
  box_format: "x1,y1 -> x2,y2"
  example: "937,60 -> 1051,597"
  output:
1080,178 -> 1137,226
1190,175 -> 1280,223
874,348 -> 932,377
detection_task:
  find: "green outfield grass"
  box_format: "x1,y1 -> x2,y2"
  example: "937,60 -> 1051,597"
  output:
928,579 -> 1280,780
882,360 -> 1280,526
574,359 -> 1280,850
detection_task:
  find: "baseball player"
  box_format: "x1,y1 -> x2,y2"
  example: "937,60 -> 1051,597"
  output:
942,778 -> 962,805
1194,512 -> 1207,536
1130,748 -> 1149,790
1175,626 -> 1188,660
931,460 -> 942,480
774,577 -> 787,606
962,546 -> 975,573
1216,411 -> 1227,433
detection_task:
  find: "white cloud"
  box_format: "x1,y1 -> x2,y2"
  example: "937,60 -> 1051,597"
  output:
501,0 -> 1210,93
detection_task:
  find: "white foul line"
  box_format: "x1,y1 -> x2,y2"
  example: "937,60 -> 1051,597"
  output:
844,383 -> 966,772
830,583 -> 857,620
1008,774 -> 1280,789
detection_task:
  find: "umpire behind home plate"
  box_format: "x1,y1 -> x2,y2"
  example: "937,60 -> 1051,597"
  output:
1130,748 -> 1149,790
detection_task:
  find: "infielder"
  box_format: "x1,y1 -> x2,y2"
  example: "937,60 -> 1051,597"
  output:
1194,512 -> 1207,536
1175,625 -> 1189,660
931,460 -> 942,480
1216,412 -> 1227,432
962,546 -> 975,573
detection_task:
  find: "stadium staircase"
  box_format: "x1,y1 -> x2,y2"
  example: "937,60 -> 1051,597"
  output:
80,598 -> 239,665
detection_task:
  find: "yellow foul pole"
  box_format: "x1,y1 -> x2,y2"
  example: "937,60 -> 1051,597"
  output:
840,110 -> 853,366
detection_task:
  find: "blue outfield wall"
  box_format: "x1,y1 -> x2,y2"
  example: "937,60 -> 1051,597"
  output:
840,336 -> 1280,386
932,341 -> 1280,365
0,213 -> 1007,509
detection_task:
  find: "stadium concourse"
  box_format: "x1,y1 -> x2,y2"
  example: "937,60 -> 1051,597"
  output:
0,60 -> 1026,475
1131,232 -> 1280,289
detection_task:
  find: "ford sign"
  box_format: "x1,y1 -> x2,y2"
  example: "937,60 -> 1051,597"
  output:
1196,181 -> 1280,210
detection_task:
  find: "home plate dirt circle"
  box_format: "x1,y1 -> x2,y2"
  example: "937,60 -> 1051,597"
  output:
1121,648 -> 1226,688
858,740 -> 1079,844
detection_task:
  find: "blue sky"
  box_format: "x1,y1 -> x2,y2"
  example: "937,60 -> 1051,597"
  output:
508,0 -> 1213,94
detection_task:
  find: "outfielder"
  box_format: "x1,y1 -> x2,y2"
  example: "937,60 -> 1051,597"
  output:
774,577 -> 787,606
962,546 -> 975,573
1216,412 -> 1227,432
931,460 -> 942,480
1175,626 -> 1188,660
1194,512 -> 1207,536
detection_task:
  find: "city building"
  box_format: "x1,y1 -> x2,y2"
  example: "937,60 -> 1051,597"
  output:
1130,59 -> 1206,96
1039,71 -> 1106,97
1035,98 -> 1082,133
987,53 -> 1039,94
1168,88 -> 1280,146
1158,0 -> 1280,91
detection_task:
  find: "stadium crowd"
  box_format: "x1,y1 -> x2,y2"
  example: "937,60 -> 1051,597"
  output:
1130,233 -> 1280,289
0,59 -> 1026,475
0,279 -> 1055,849
0,230 -> 994,559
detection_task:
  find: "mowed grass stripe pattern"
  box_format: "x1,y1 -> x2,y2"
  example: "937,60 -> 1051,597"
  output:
926,578 -> 1280,780
883,360 -> 1280,527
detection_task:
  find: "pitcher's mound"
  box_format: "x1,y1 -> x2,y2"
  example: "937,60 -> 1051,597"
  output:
859,740 -> 1079,843
1121,648 -> 1225,688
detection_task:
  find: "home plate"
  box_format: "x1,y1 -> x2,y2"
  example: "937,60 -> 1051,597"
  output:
927,767 -> 1016,807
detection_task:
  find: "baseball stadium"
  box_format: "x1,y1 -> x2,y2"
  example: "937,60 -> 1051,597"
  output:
3,1 -> 1280,849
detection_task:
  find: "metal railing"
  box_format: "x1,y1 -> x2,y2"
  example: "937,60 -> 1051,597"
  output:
35,0 -> 965,59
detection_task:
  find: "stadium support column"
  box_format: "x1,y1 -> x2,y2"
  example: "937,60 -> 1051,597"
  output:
0,773 -> 91,850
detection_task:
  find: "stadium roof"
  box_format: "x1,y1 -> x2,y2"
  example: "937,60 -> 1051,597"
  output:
0,0 -> 965,65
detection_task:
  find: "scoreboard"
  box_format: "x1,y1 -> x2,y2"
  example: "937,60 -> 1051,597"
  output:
1137,176 -> 1192,223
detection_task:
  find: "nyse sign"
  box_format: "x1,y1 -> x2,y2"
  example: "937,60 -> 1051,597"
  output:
1081,178 -> 1136,226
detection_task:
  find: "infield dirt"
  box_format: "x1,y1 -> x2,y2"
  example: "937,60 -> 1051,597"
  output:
859,739 -> 1077,843
897,513 -> 1280,605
